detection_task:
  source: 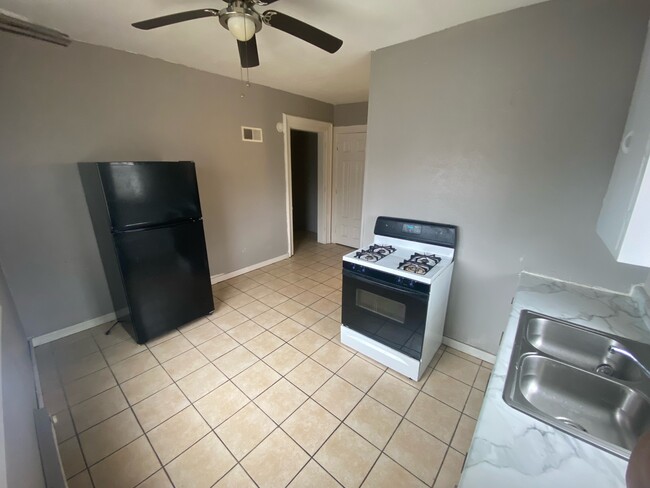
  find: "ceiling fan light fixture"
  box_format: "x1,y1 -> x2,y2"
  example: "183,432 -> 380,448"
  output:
227,13 -> 255,42
132,2 -> 344,69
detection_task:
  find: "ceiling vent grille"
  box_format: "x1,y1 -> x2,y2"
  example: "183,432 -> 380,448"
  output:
242,126 -> 263,143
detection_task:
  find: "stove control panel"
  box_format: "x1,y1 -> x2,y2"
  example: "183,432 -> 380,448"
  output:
394,276 -> 420,289
343,262 -> 431,295
374,216 -> 457,248
402,223 -> 422,235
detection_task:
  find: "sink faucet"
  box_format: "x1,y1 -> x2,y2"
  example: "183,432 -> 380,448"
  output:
608,346 -> 650,378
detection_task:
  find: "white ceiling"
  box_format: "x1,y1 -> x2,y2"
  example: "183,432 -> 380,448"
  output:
1,0 -> 548,104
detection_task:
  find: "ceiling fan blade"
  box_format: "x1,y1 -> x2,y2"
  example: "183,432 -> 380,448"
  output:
262,10 -> 342,54
238,36 -> 260,68
132,9 -> 219,30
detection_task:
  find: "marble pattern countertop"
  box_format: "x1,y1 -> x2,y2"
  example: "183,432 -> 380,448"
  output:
459,272 -> 650,488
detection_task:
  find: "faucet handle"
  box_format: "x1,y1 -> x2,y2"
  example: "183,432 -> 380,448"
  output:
608,345 -> 650,378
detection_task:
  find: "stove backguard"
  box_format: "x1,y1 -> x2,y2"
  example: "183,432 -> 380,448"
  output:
374,216 -> 457,249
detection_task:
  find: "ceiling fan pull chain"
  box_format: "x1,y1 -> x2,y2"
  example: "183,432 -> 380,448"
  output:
240,65 -> 245,98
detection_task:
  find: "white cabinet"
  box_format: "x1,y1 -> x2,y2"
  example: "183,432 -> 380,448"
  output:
598,26 -> 650,268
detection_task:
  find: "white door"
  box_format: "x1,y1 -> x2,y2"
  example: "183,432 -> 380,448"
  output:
332,128 -> 366,248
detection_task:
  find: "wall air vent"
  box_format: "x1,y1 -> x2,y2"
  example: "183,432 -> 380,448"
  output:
0,10 -> 71,46
241,126 -> 263,143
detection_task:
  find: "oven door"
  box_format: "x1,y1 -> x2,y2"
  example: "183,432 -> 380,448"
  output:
342,267 -> 429,360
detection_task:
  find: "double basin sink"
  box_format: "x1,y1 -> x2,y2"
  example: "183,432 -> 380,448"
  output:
503,311 -> 650,459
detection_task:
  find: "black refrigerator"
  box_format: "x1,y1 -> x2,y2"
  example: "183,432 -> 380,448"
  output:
79,161 -> 214,344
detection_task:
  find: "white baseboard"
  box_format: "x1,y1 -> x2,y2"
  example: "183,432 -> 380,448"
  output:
30,254 -> 292,347
210,253 -> 291,285
31,312 -> 117,347
442,336 -> 496,364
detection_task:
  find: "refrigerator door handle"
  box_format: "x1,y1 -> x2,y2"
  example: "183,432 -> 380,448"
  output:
112,217 -> 202,234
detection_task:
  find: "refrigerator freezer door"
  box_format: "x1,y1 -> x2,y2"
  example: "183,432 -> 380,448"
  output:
99,161 -> 202,231
114,220 -> 214,343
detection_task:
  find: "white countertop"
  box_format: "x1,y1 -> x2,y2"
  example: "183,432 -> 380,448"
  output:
458,272 -> 650,488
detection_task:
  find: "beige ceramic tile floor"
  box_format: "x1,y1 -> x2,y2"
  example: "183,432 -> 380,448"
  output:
35,234 -> 492,488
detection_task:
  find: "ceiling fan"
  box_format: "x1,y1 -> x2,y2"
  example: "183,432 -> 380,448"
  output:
132,0 -> 343,69
0,9 -> 70,46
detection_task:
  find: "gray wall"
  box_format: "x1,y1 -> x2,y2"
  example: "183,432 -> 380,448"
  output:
0,263 -> 45,488
0,34 -> 332,338
364,0 -> 650,354
334,102 -> 369,126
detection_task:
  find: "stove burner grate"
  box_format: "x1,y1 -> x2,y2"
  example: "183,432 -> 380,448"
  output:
355,244 -> 397,262
397,262 -> 431,275
355,251 -> 382,262
397,253 -> 441,275
409,253 -> 441,267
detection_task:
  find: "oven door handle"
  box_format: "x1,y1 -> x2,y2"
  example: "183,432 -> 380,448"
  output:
343,269 -> 429,300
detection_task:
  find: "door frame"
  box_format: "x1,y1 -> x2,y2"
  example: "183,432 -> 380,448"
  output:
332,125 -> 367,248
282,114 -> 334,256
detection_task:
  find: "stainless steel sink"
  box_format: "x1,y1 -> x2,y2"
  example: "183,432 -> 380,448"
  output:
526,317 -> 645,381
503,311 -> 650,458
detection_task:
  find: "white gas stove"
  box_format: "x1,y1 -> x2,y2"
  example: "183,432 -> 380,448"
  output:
340,217 -> 457,381
342,237 -> 455,284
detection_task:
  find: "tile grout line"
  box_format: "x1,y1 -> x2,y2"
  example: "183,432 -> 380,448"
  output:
322,355 -> 389,488
43,242 -> 476,487
427,352 -> 480,487
48,344 -> 98,486
187,310 -> 362,485
431,446 -> 467,488
108,313 -> 285,486
445,357 -> 481,453
234,339 -> 363,486
359,352 -> 445,487
49,333 -> 155,484
67,306 -> 339,481
87,330 -> 176,487
66,331 -> 307,477
133,297 -> 324,486
418,363 -> 482,417
39,242 -> 350,486
277,347 -> 416,486
211,258 -> 349,485
130,327 -> 253,486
